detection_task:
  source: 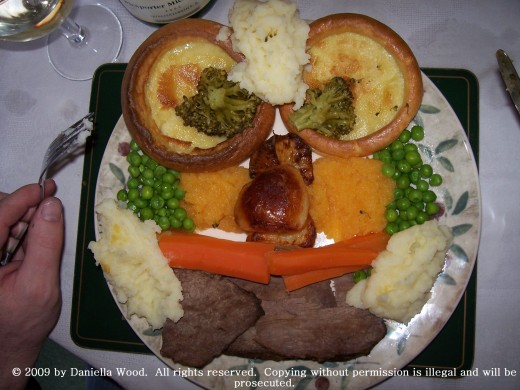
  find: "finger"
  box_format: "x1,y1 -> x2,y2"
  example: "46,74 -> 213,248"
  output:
19,197 -> 64,287
0,180 -> 57,242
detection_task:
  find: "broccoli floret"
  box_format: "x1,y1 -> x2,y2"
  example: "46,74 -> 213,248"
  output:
175,67 -> 262,138
289,77 -> 356,139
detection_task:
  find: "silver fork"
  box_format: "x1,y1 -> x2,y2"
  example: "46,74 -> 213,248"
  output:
0,112 -> 95,266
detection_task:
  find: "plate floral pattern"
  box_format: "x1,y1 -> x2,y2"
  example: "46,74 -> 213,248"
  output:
93,73 -> 480,390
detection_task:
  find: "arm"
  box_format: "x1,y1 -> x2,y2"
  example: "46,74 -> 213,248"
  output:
0,181 -> 64,390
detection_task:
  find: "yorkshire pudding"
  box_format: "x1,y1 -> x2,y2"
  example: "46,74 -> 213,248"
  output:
279,13 -> 423,157
122,19 -> 276,172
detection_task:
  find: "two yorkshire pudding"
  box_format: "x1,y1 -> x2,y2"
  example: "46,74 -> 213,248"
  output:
122,14 -> 423,171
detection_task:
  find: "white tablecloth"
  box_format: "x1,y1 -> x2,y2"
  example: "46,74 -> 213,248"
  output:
1,0 -> 520,389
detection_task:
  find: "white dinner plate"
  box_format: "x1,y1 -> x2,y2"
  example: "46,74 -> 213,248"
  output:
93,72 -> 481,390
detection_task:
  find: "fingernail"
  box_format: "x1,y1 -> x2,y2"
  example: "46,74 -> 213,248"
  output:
41,199 -> 62,222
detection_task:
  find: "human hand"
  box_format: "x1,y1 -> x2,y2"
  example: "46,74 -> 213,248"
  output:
0,180 -> 64,390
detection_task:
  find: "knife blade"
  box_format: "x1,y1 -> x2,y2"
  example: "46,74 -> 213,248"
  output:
496,49 -> 520,115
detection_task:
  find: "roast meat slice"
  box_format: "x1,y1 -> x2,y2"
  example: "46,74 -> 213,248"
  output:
161,269 -> 264,368
254,306 -> 387,362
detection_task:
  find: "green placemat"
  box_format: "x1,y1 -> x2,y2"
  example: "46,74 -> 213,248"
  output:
72,64 -> 479,371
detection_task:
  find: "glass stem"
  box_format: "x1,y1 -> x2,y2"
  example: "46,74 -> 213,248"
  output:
58,17 -> 86,46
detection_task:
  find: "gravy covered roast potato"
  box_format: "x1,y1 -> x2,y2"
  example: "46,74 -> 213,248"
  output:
279,13 -> 423,157
121,19 -> 276,172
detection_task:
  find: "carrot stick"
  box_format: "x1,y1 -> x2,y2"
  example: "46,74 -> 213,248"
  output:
282,265 -> 364,291
158,232 -> 273,284
330,231 -> 390,252
266,246 -> 378,276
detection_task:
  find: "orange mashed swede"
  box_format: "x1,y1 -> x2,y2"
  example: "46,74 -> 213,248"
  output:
181,165 -> 250,233
309,157 -> 395,242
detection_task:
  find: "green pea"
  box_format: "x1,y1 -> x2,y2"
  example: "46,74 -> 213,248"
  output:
353,270 -> 368,283
169,216 -> 182,229
417,179 -> 429,192
406,205 -> 419,220
419,164 -> 433,178
128,165 -> 141,179
416,211 -> 429,224
404,143 -> 418,153
173,208 -> 187,221
405,150 -> 422,166
146,158 -> 159,171
162,172 -> 176,184
407,189 -> 423,203
117,189 -> 128,202
429,173 -> 443,187
150,196 -> 165,210
397,160 -> 411,173
174,188 -> 186,200
154,165 -> 167,178
382,162 -> 396,178
398,220 -> 411,231
134,197 -> 148,209
426,202 -> 440,215
141,185 -> 154,200
411,125 -> 425,141
396,197 -> 411,210
130,140 -> 141,151
390,140 -> 404,151
167,198 -> 180,210
142,168 -> 154,180
182,218 -> 195,231
385,208 -> 399,222
127,188 -> 140,202
409,169 -> 421,184
399,130 -> 412,143
393,188 -> 404,200
157,216 -> 170,230
126,151 -> 142,167
386,201 -> 397,210
127,178 -> 140,189
127,201 -> 138,213
396,175 -> 410,189
140,207 -> 154,221
422,190 -> 437,203
392,149 -> 405,161
156,208 -> 168,217
385,222 -> 399,235
379,149 -> 392,163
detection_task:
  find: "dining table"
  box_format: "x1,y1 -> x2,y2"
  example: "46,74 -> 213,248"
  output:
1,0 -> 520,389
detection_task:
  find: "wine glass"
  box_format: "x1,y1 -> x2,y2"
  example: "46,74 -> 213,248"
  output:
0,0 -> 123,81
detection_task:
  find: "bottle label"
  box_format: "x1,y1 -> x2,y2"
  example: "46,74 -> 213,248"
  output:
120,0 -> 210,24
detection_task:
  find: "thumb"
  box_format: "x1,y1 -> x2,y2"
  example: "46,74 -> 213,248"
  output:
20,197 -> 64,286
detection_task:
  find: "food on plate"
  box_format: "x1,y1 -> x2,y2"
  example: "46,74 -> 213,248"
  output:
121,18 -> 276,172
309,156 -> 395,242
159,231 -> 273,284
224,276 -> 386,362
174,67 -> 262,138
161,270 -> 264,368
181,165 -> 250,232
346,220 -> 453,323
117,140 -> 194,232
88,199 -> 183,329
288,76 -> 356,139
249,133 -> 314,185
279,13 -> 423,157
227,0 -> 310,108
373,126 -> 445,235
235,165 -> 317,247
